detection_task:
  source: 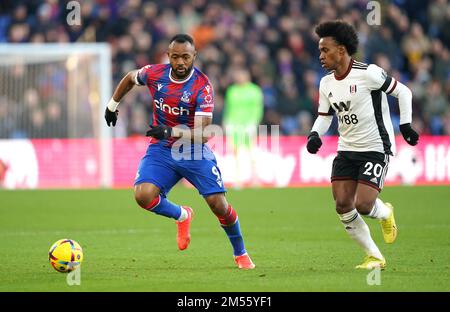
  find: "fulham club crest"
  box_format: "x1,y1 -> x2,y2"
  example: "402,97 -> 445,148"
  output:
349,85 -> 357,94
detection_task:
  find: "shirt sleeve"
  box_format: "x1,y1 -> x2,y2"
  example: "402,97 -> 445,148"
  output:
195,81 -> 214,117
366,64 -> 398,94
318,79 -> 334,116
135,65 -> 153,86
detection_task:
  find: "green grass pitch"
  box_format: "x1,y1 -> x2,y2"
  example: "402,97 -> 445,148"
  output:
0,185 -> 449,292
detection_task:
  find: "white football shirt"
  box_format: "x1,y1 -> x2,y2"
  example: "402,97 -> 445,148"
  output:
318,60 -> 398,155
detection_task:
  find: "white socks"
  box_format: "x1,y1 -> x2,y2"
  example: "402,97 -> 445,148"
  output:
177,207 -> 188,222
367,198 -> 391,220
339,209 -> 383,260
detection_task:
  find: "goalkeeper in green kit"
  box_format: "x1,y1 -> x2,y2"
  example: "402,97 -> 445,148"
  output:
223,68 -> 264,186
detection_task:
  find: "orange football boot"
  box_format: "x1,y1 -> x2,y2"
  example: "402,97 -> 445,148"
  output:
176,206 -> 193,250
234,253 -> 255,269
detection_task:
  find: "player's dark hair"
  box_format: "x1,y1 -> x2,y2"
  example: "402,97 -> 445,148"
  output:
315,20 -> 359,55
169,34 -> 194,46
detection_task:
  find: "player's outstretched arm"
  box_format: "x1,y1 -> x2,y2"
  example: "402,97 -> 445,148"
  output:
387,81 -> 419,146
105,70 -> 139,127
366,64 -> 419,146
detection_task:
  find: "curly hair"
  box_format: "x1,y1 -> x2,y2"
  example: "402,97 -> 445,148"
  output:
315,20 -> 359,55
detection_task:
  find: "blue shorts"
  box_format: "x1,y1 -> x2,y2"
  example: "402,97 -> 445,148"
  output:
134,143 -> 226,197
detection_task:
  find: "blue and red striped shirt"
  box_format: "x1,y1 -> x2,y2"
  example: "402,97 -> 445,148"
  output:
136,64 -> 214,146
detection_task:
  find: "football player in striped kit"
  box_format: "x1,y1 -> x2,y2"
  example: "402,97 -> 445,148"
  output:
307,20 -> 419,269
105,34 -> 254,269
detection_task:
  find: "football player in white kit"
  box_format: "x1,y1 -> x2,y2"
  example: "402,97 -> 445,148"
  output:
307,20 -> 419,269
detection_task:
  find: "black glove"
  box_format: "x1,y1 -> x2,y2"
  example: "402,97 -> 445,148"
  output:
306,131 -> 322,154
145,125 -> 172,139
399,123 -> 419,146
105,107 -> 118,127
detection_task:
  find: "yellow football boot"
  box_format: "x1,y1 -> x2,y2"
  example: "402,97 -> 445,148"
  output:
380,202 -> 397,244
355,256 -> 386,270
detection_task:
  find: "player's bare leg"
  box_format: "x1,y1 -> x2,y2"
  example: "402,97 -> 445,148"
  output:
355,184 -> 397,244
205,193 -> 255,269
134,182 -> 161,208
333,180 -> 385,269
134,182 -> 193,250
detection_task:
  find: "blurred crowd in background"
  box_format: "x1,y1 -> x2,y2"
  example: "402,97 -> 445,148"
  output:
0,0 -> 449,138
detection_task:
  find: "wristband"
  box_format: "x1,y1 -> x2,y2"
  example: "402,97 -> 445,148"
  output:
107,98 -> 120,112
